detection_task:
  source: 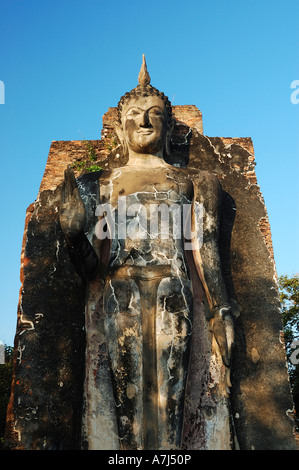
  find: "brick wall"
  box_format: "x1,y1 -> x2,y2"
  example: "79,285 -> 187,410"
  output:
39,105 -> 242,193
36,105 -> 276,262
38,105 -> 275,259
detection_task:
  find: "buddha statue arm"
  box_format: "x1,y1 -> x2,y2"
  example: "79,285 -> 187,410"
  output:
59,166 -> 99,281
191,172 -> 235,374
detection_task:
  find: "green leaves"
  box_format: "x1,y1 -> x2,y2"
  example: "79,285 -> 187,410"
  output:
279,274 -> 299,346
278,274 -> 299,430
71,141 -> 102,175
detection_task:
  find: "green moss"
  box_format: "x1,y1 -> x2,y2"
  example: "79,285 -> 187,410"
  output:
71,141 -> 102,174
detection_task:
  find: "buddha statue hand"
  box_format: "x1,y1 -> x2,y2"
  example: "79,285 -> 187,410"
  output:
59,166 -> 99,281
59,166 -> 86,243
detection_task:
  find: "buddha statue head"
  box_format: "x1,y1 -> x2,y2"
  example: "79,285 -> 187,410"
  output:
115,55 -> 174,159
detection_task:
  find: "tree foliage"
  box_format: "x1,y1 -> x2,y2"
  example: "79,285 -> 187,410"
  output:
278,274 -> 299,430
0,345 -> 13,447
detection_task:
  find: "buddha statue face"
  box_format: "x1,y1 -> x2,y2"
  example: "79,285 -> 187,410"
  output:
119,95 -> 168,157
115,55 -> 174,160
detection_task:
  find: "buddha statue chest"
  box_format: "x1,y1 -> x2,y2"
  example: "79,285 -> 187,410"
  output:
98,166 -> 194,269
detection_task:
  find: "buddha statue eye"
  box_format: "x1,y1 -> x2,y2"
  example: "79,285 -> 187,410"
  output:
148,107 -> 164,117
126,108 -> 141,118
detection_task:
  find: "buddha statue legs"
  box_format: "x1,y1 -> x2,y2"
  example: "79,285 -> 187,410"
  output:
104,266 -> 193,449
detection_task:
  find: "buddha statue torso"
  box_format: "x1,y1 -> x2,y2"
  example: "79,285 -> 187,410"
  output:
96,164 -> 194,449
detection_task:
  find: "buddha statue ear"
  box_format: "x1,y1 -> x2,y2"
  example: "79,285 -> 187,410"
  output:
164,119 -> 175,158
114,121 -> 129,158
114,120 -> 123,144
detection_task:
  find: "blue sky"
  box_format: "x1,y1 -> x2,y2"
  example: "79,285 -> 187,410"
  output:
0,0 -> 298,346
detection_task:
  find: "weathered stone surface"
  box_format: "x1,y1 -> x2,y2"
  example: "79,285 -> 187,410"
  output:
5,105 -> 297,450
185,131 -> 296,450
5,188 -> 86,449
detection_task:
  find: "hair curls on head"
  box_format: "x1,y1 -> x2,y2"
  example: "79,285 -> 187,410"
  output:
117,55 -> 173,126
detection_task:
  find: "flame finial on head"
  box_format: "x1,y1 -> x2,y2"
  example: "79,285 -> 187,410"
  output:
138,54 -> 151,86
117,55 -> 173,126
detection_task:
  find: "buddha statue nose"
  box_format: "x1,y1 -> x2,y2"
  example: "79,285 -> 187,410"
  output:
140,110 -> 151,128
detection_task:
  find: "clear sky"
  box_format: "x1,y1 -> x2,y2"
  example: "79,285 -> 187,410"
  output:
0,0 -> 298,346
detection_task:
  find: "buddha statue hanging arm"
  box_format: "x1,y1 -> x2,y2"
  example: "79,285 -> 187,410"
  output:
59,166 -> 99,281
191,171 -> 235,379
